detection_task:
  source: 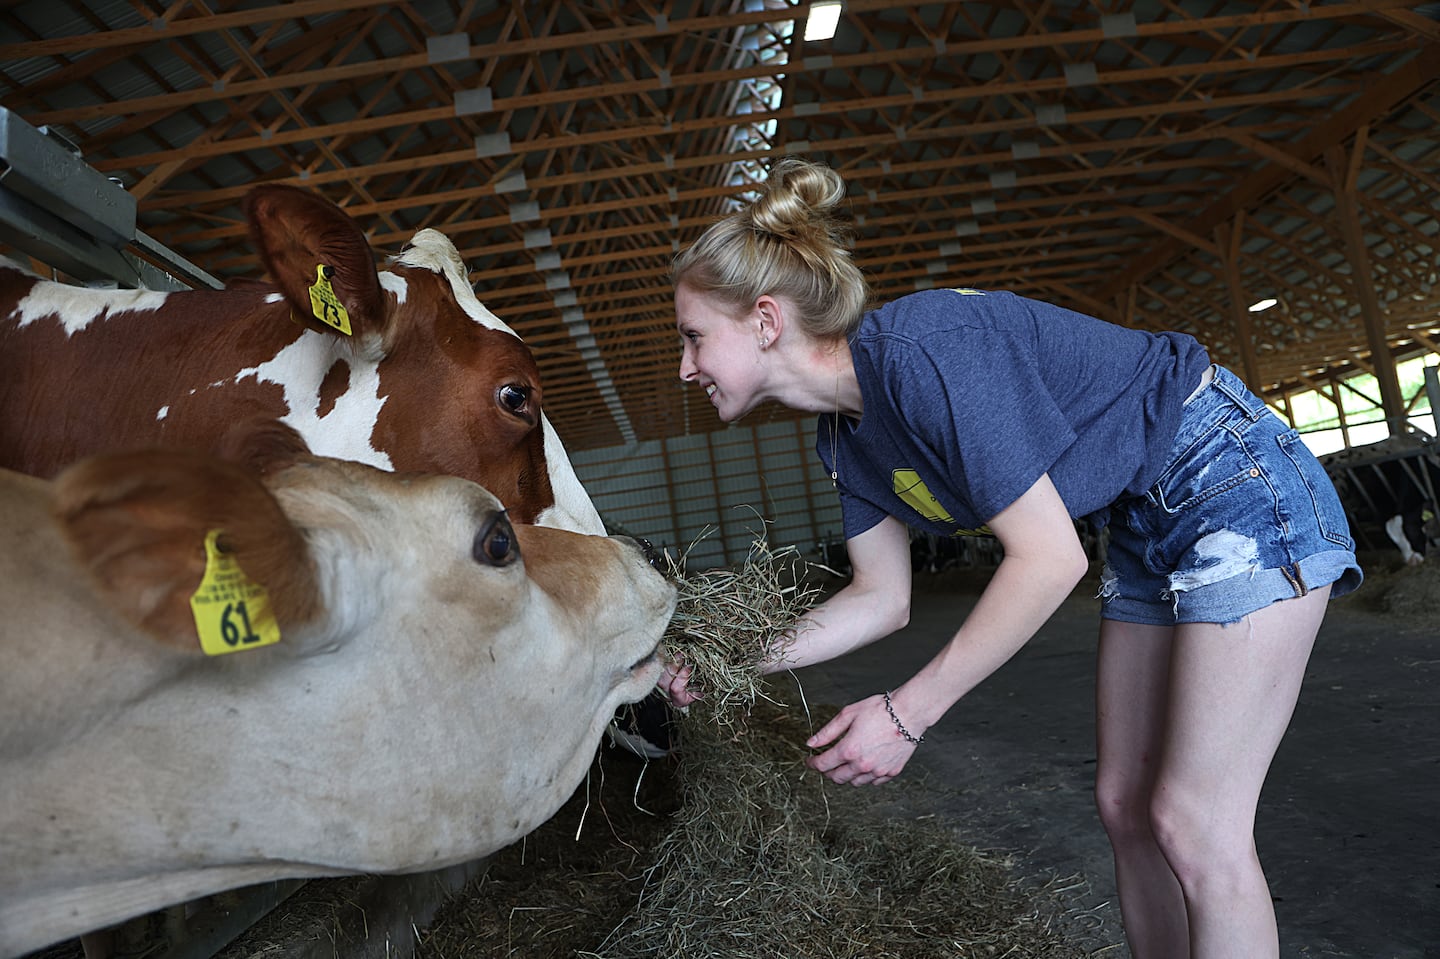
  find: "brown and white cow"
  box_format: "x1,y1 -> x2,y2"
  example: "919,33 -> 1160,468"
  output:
0,430 -> 674,959
0,184 -> 602,534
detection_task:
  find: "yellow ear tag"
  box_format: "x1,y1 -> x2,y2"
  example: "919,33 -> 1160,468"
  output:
307,264 -> 352,335
190,529 -> 282,655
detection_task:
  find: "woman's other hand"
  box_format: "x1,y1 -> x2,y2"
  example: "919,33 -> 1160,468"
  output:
804,693 -> 920,786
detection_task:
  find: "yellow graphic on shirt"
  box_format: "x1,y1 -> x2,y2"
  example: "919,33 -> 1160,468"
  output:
949,288 -> 986,295
893,469 -> 993,537
893,469 -> 955,524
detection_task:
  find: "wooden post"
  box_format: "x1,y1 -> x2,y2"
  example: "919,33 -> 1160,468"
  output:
1331,372 -> 1352,450
705,430 -> 732,566
1215,215 -> 1262,391
1325,143 -> 1406,436
658,436 -> 684,555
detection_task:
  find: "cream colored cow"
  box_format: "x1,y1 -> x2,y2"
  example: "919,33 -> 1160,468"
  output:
0,434 -> 674,959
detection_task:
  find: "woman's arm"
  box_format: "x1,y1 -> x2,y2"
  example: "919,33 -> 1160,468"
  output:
762,514 -> 914,672
806,472 -> 1089,785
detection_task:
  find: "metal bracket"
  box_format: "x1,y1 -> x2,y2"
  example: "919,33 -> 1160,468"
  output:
0,106 -> 219,290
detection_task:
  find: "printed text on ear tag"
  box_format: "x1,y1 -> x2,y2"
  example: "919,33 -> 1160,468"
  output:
190,529 -> 282,656
307,264 -> 352,335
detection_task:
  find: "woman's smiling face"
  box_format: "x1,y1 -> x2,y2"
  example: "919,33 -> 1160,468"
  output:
675,283 -> 767,422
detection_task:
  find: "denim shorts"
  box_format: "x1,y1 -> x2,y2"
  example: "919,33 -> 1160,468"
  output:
1099,365 -> 1363,626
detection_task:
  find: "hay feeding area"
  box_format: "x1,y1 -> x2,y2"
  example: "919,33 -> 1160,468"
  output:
412,536 -> 1101,958
1338,550 -> 1440,620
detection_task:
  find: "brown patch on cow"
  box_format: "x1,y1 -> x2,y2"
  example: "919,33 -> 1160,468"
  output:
0,276 -> 299,478
52,449 -> 322,651
373,268 -> 556,522
317,359 -> 350,419
512,523 -> 608,606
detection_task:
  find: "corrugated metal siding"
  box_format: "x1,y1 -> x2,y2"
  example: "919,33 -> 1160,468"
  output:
571,418 -> 844,571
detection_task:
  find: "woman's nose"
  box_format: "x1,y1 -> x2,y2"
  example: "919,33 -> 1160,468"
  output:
678,347 -> 696,382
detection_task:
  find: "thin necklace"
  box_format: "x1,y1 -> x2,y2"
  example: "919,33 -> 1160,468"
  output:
829,375 -> 841,489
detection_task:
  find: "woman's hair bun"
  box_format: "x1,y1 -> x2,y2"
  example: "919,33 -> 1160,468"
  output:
748,157 -> 851,248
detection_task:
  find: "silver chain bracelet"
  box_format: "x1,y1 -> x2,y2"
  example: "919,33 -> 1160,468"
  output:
883,690 -> 924,745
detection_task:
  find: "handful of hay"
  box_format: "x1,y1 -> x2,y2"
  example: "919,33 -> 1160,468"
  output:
658,527 -> 827,724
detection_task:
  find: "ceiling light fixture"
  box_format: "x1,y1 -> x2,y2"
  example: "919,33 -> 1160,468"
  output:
1248,297 -> 1279,313
805,0 -> 843,41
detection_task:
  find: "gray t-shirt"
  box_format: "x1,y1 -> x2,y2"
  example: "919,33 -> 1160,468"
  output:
816,287 -> 1211,539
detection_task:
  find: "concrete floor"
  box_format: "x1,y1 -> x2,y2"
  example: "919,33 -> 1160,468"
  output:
790,567 -> 1439,959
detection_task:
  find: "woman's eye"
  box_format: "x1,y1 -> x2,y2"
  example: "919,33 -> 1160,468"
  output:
473,512 -> 519,567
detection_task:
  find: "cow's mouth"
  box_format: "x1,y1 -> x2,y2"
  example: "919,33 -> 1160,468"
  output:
628,642 -> 662,672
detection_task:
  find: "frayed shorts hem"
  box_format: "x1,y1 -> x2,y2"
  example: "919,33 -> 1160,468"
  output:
1099,547 -> 1362,627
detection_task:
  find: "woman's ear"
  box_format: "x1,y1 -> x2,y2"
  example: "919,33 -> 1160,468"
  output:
754,294 -> 784,348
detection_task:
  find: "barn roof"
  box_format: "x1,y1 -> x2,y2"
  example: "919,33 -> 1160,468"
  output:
2,0 -> 1438,450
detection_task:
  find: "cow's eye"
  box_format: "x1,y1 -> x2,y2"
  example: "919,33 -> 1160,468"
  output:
497,384 -> 529,415
473,512 -> 519,567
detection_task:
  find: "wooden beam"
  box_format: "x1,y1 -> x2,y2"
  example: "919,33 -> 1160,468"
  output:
1092,41 -> 1440,304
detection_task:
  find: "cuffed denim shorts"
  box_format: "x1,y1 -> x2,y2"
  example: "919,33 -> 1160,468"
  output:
1100,365 -> 1363,626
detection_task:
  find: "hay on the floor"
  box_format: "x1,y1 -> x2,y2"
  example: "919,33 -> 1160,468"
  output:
586,697 -> 1091,959
416,698 -> 1095,959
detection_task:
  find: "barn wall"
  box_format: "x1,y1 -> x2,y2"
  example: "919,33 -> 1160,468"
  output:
570,417 -> 844,571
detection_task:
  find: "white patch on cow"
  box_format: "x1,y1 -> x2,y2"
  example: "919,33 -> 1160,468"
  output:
233,331 -> 394,470
12,283 -> 169,336
377,270 -> 408,303
156,406 -> 169,421
265,292 -> 285,304
533,416 -> 605,535
1384,514 -> 1421,564
392,229 -> 518,337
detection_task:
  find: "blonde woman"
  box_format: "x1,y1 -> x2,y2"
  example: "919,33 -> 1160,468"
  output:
661,157 -> 1361,959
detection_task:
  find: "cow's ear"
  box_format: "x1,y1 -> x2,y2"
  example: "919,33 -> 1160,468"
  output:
212,417 -> 313,478
244,184 -> 387,340
51,450 -> 321,653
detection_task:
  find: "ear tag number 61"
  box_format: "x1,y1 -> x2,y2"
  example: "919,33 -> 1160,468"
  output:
190,529 -> 282,655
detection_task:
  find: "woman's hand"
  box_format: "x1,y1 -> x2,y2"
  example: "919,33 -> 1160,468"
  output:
804,694 -> 920,786
659,655 -> 700,707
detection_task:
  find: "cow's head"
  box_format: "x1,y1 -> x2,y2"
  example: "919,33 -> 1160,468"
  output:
0,430 -> 672,954
242,185 -> 603,534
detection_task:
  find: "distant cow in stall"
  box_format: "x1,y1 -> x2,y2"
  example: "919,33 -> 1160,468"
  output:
1320,434 -> 1440,565
0,183 -> 602,535
0,426 -> 676,959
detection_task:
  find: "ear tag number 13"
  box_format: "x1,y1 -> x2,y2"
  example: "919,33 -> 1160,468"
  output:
308,263 -> 352,335
190,529 -> 282,656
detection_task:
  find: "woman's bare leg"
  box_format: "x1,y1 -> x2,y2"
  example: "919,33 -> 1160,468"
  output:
1153,586 -> 1330,959
1095,619 -> 1189,958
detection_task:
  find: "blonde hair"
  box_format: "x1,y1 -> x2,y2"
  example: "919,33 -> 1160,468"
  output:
671,157 -> 867,339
